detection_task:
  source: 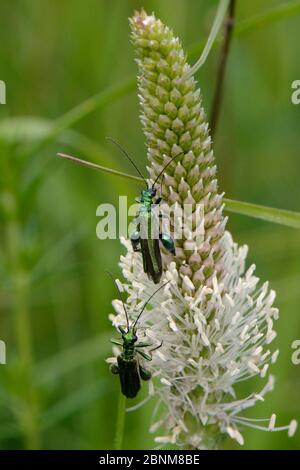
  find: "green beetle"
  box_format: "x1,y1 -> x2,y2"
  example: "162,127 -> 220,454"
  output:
110,276 -> 169,398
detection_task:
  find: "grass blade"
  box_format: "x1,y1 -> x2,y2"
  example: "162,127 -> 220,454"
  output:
188,1 -> 300,59
54,156 -> 300,229
181,0 -> 230,81
223,198 -> 300,229
57,152 -> 141,183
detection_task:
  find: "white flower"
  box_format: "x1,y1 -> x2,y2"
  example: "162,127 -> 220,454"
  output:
109,235 -> 296,449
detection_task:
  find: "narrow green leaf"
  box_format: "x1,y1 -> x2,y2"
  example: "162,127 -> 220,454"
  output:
57,152 -> 141,184
181,0 -> 230,81
223,198 -> 300,229
188,1 -> 300,59
54,155 -> 300,229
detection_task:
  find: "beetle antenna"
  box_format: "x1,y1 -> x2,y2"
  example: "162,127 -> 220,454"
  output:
152,152 -> 184,188
133,281 -> 170,328
106,271 -> 130,332
160,173 -> 165,198
106,137 -> 148,187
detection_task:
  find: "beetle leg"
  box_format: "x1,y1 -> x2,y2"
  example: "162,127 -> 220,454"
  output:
130,230 -> 141,252
153,197 -> 162,205
110,339 -> 123,346
149,340 -> 163,353
139,365 -> 152,381
159,233 -> 176,255
136,341 -> 153,348
137,350 -> 152,361
110,363 -> 119,375
138,341 -> 162,363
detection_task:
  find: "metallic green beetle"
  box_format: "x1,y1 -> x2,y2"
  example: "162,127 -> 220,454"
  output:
104,140 -> 180,284
110,277 -> 169,399
57,138 -> 180,284
130,182 -> 176,284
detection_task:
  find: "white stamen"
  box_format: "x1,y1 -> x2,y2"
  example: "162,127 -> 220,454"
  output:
268,414 -> 276,431
288,420 -> 298,438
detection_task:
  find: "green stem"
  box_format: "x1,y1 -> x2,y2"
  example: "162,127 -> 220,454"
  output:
114,391 -> 126,450
57,152 -> 141,183
188,1 -> 300,60
6,217 -> 41,449
223,198 -> 300,229
2,156 -> 40,449
13,268 -> 40,449
210,0 -> 236,137
181,0 -> 230,82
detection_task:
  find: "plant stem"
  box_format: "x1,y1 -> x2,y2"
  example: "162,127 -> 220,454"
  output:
188,1 -> 300,60
181,0 -> 230,82
13,267 -> 40,449
57,152 -> 141,183
6,216 -> 41,449
2,155 -> 40,449
114,391 -> 126,450
223,198 -> 300,229
210,0 -> 236,138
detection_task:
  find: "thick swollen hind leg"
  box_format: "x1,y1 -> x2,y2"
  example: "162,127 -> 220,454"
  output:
139,365 -> 152,381
130,231 -> 141,252
110,364 -> 119,375
160,233 -> 176,255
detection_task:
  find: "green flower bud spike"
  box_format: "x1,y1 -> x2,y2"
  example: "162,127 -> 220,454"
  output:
130,10 -> 226,289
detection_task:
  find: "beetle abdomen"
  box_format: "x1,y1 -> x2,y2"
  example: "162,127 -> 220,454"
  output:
140,238 -> 162,284
117,355 -> 141,399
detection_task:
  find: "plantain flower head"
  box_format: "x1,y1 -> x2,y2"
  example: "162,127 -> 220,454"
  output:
109,10 -> 297,449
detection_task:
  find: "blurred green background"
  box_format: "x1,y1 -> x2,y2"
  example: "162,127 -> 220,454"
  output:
0,0 -> 299,450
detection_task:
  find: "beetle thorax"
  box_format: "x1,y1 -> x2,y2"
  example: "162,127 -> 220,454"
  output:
141,188 -> 155,210
122,330 -> 137,358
